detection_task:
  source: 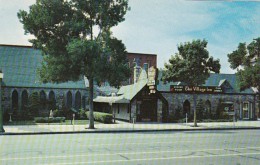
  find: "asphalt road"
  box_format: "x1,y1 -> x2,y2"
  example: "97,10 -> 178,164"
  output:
1,130 -> 260,165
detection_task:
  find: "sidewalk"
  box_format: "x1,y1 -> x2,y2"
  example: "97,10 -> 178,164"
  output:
1,120 -> 260,135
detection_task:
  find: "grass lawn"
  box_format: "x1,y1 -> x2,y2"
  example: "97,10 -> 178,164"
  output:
4,120 -> 101,125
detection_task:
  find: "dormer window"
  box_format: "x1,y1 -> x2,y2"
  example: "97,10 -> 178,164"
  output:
218,79 -> 233,92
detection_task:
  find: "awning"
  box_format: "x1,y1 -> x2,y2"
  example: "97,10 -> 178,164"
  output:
93,95 -> 130,104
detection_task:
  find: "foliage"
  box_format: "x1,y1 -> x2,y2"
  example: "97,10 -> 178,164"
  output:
174,106 -> 183,119
201,119 -> 233,122
86,111 -> 113,124
162,39 -> 221,126
26,91 -> 41,117
216,99 -> 223,119
18,0 -> 130,129
48,99 -> 57,111
79,108 -> 87,119
227,37 -> 260,92
167,106 -> 192,123
53,109 -> 63,117
162,39 -> 221,86
60,99 -> 73,119
34,117 -> 65,123
196,99 -> 204,120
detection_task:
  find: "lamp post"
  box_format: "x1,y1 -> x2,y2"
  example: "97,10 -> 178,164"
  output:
0,71 -> 5,133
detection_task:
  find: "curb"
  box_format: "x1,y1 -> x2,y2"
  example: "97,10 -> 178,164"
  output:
1,127 -> 260,136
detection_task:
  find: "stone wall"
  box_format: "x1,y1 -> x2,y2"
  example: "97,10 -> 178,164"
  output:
161,92 -> 257,120
1,86 -> 88,115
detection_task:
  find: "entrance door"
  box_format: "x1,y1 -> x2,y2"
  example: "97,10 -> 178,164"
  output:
140,99 -> 157,122
183,100 -> 190,116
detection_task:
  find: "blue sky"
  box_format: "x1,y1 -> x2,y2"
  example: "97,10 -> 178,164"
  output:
0,0 -> 260,73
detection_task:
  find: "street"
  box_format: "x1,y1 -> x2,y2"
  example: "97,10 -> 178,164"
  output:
1,130 -> 260,165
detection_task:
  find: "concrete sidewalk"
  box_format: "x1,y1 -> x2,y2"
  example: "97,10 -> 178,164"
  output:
1,120 -> 260,135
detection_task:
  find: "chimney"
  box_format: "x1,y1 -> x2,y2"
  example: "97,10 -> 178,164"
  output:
134,66 -> 141,83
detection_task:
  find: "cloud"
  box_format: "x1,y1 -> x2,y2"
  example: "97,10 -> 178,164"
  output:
112,0 -> 219,69
113,0 -> 260,72
0,0 -> 35,45
1,0 -> 259,74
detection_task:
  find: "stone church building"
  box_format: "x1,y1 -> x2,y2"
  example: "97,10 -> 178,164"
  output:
0,45 -> 88,118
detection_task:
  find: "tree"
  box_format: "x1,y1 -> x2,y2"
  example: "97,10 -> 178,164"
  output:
26,92 -> 41,117
228,37 -> 260,118
196,99 -> 204,121
18,0 -> 130,129
162,39 -> 221,126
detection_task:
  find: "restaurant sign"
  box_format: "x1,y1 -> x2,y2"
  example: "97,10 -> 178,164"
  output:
170,85 -> 223,94
147,66 -> 158,86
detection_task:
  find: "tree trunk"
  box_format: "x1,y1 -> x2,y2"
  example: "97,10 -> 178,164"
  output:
88,77 -> 95,129
193,94 -> 198,127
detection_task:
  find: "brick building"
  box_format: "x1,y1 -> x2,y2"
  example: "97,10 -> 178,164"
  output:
127,53 -> 157,84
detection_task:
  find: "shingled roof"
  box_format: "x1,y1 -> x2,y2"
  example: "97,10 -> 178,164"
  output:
0,44 -> 86,89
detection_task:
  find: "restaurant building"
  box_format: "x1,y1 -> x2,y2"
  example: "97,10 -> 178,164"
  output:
157,73 -> 259,120
94,69 -> 258,122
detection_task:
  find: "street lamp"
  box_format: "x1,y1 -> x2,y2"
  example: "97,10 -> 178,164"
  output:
0,71 -> 5,133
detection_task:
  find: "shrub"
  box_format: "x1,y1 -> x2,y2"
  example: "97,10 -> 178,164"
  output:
34,117 -> 65,123
53,109 -> 64,117
79,108 -> 87,119
26,91 -> 41,117
202,119 -> 233,122
86,111 -> 113,124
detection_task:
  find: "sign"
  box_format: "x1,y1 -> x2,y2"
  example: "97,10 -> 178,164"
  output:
147,66 -> 157,86
222,102 -> 234,115
149,86 -> 155,90
170,85 -> 223,94
150,89 -> 156,94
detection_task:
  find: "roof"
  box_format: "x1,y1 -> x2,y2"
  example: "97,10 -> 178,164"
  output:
117,69 -> 147,100
157,71 -> 255,94
127,52 -> 157,56
93,95 -> 130,104
95,85 -> 119,96
93,69 -> 148,104
0,44 -> 86,89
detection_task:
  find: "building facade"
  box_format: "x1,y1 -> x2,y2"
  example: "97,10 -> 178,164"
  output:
127,53 -> 157,84
95,70 -> 258,122
1,44 -> 258,122
157,73 -> 259,120
0,44 -> 157,120
0,45 -> 89,119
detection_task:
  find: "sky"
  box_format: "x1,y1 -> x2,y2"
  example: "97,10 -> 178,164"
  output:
0,0 -> 260,74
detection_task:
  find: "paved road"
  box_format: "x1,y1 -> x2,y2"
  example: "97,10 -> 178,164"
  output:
1,130 -> 260,165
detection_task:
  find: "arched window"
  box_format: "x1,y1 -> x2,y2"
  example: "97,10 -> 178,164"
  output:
49,91 -> 56,110
12,90 -> 19,113
40,90 -> 47,110
75,91 -> 81,110
183,100 -> 190,116
82,96 -> 86,110
21,90 -> 29,112
67,91 -> 72,109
